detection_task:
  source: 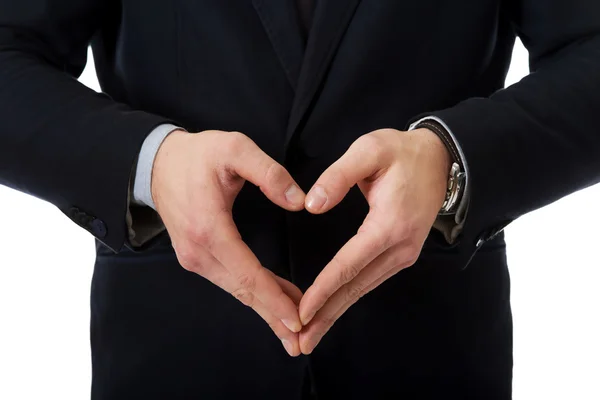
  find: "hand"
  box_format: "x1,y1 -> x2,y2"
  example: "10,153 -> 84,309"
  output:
297,128 -> 452,354
152,130 -> 307,357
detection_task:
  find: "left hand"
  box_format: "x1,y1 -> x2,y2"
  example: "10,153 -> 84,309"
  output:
298,128 -> 452,355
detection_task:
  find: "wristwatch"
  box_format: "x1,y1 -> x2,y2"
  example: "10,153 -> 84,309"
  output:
440,162 -> 466,215
413,120 -> 466,215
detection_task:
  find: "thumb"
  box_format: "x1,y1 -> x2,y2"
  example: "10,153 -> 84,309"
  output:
305,139 -> 382,214
230,136 -> 306,211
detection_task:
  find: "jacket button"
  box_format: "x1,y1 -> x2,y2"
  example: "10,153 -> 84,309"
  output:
90,218 -> 107,238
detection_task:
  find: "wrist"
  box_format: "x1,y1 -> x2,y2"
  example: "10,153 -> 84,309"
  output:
411,121 -> 466,215
402,127 -> 452,213
151,129 -> 189,212
412,127 -> 453,178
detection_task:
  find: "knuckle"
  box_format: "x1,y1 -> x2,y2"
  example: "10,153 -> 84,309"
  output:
345,283 -> 365,303
175,246 -> 197,271
264,162 -> 288,188
319,316 -> 337,331
357,132 -> 386,154
329,168 -> 351,193
369,228 -> 391,252
360,218 -> 393,250
194,229 -> 212,246
404,242 -> 422,265
182,214 -> 223,249
337,259 -> 361,286
223,139 -> 239,155
186,224 -> 213,247
236,272 -> 257,293
224,131 -> 247,153
388,251 -> 405,269
231,288 -> 255,307
392,241 -> 421,267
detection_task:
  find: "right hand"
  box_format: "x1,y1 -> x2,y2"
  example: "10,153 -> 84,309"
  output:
152,130 -> 306,357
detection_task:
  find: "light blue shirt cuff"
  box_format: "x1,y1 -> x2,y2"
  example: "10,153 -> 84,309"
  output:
132,124 -> 182,210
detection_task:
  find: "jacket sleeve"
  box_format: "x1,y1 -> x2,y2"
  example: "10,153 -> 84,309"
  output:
0,1 -> 172,252
421,0 -> 600,267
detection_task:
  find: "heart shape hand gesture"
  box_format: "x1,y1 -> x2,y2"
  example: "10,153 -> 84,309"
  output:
152,127 -> 450,357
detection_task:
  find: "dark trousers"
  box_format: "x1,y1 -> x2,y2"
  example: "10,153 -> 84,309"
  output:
91,233 -> 512,400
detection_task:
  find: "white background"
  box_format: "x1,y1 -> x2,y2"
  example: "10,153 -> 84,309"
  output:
1,40 -> 599,399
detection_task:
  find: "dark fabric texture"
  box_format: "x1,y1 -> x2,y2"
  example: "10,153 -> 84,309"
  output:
297,0 -> 315,37
1,0 -> 599,398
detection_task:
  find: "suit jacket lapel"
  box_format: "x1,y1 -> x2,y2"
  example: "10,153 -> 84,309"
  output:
285,0 -> 362,150
252,0 -> 306,90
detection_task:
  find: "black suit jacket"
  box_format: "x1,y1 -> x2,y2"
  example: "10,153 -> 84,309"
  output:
1,1 -> 599,399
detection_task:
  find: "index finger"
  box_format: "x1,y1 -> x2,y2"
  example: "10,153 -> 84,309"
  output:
298,214 -> 393,326
230,136 -> 306,211
207,215 -> 303,333
305,135 -> 383,214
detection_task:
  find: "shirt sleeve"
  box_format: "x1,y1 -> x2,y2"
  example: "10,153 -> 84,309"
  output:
126,124 -> 182,247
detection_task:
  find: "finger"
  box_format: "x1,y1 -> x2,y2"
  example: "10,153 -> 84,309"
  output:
230,136 -> 305,211
305,135 -> 384,214
300,246 -> 411,354
207,217 -> 303,333
299,266 -> 402,355
252,299 -> 302,357
185,206 -> 303,331
361,263 -> 405,297
299,213 -> 393,325
173,240 -> 300,357
298,247 -> 395,354
327,243 -> 415,316
266,270 -> 304,306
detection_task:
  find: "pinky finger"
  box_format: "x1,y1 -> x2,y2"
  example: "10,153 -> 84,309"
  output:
299,263 -> 407,354
335,264 -> 406,321
253,299 -> 302,357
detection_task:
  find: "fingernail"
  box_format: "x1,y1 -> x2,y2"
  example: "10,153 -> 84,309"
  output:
306,186 -> 327,212
285,184 -> 304,206
301,312 -> 315,327
281,339 -> 295,357
282,319 -> 302,333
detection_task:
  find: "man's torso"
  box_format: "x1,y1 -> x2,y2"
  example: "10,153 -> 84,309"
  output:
92,1 -> 513,398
